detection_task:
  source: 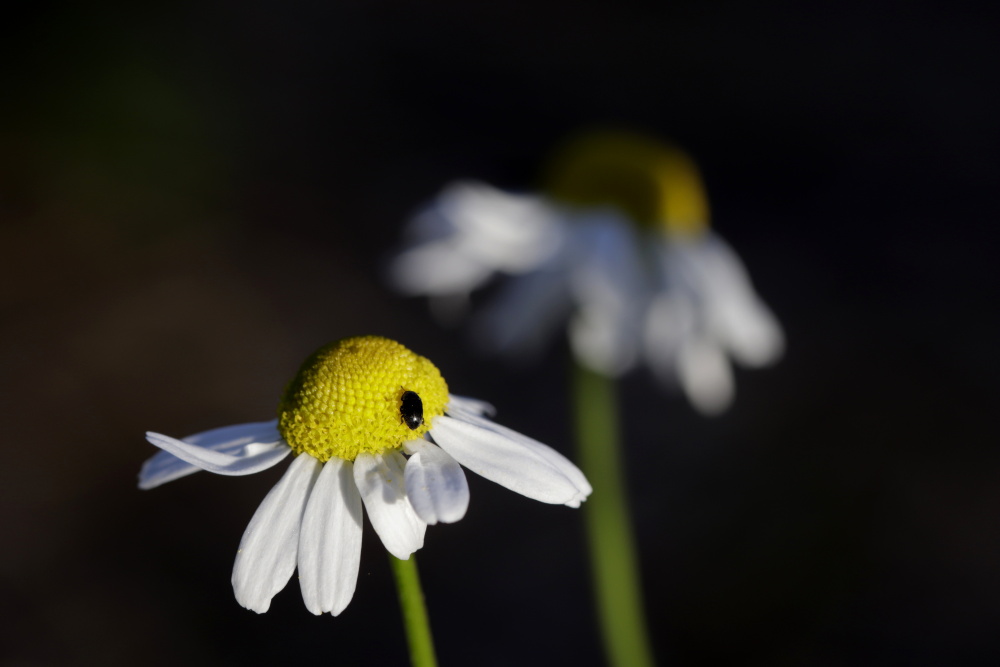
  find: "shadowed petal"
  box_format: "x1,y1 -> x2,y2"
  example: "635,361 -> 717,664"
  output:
353,451 -> 426,560
298,458 -> 363,616
403,439 -> 470,524
677,337 -> 734,415
567,214 -> 647,376
642,292 -> 696,385
232,454 -> 320,613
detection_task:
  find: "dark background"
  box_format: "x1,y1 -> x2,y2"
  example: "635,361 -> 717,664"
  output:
2,1 -> 998,665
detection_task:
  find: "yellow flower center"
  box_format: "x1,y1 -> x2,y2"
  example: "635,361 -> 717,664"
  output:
542,130 -> 709,238
277,336 -> 449,462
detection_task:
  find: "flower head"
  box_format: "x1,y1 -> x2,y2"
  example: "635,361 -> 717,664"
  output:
140,335 -> 590,616
277,337 -> 449,461
388,130 -> 784,414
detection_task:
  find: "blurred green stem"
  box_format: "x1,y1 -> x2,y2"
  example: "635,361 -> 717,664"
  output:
390,554 -> 438,667
573,363 -> 656,667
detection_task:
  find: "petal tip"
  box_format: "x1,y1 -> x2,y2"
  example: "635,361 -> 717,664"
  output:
437,507 -> 468,524
237,598 -> 272,614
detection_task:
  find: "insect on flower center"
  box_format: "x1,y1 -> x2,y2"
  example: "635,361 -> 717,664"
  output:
543,130 -> 710,238
277,336 -> 449,462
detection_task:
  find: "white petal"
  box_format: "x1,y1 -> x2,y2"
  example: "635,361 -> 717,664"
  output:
353,451 -> 426,560
440,181 -> 565,272
440,411 -> 592,505
568,303 -> 638,377
143,430 -> 291,482
403,439 -> 470,525
138,421 -> 284,490
446,394 -> 497,418
713,296 -> 785,367
679,233 -> 785,367
642,292 -> 697,384
232,454 -> 320,613
298,458 -> 363,616
430,415 -> 591,507
566,214 -> 647,376
677,338 -> 735,415
389,182 -> 565,299
389,240 -> 494,296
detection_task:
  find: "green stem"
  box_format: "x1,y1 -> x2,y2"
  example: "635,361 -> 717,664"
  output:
389,554 -> 438,667
572,362 -> 656,667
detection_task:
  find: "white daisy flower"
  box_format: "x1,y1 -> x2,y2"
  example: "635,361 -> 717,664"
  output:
390,182 -> 647,376
388,131 -> 783,414
139,335 -> 590,616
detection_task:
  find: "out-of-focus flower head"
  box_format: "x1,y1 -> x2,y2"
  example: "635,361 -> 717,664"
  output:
389,130 -> 784,414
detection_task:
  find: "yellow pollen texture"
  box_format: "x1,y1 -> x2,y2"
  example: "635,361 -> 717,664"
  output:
543,130 -> 710,238
277,336 -> 449,462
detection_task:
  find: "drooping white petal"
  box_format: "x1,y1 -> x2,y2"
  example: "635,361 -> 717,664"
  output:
675,233 -> 785,368
402,439 -> 470,525
642,292 -> 697,385
711,295 -> 785,367
430,414 -> 591,507
567,214 -> 647,376
232,454 -> 320,613
439,411 -> 592,506
568,302 -> 638,377
446,394 -> 497,419
138,421 -> 284,490
298,458 -> 363,616
353,451 -> 426,560
143,430 -> 291,482
677,337 -> 734,415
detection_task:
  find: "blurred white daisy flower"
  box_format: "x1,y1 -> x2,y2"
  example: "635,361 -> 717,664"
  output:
389,131 -> 783,414
139,335 -> 590,616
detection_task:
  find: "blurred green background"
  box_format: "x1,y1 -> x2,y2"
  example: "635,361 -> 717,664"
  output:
2,2 -> 998,665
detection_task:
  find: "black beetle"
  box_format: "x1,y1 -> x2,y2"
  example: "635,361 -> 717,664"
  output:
400,390 -> 424,430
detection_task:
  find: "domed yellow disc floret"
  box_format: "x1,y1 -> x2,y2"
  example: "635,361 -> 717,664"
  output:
543,130 -> 710,238
277,336 -> 449,462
